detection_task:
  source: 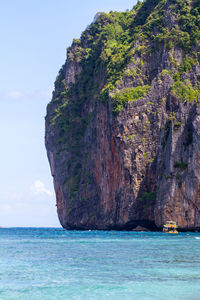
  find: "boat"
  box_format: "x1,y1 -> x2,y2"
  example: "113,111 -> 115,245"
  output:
163,221 -> 178,234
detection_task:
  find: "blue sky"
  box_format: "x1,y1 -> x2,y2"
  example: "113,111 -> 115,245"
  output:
0,0 -> 136,227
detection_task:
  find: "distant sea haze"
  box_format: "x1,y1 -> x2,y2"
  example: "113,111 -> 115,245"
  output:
0,228 -> 200,299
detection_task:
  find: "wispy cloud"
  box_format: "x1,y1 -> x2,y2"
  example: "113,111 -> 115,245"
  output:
1,86 -> 53,102
0,189 -> 59,227
6,90 -> 24,99
30,180 -> 53,197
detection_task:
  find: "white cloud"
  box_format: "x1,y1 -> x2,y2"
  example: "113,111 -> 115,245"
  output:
30,180 -> 53,197
2,86 -> 53,102
6,90 -> 24,99
0,194 -> 59,227
0,188 -> 59,227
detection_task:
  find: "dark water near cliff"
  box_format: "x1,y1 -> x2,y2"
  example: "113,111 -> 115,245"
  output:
0,228 -> 200,300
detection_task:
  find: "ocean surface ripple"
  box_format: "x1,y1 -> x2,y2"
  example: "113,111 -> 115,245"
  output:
0,228 -> 200,300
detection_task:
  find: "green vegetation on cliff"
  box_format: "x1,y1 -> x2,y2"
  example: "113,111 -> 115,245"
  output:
171,79 -> 199,103
111,85 -> 150,115
49,0 -> 200,123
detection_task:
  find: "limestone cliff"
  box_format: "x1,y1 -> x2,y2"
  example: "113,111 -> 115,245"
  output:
45,0 -> 200,230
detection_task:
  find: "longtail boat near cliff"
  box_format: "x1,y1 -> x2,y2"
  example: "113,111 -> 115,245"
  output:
163,221 -> 178,234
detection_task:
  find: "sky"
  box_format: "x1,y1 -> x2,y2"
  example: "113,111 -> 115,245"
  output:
0,0 -> 137,227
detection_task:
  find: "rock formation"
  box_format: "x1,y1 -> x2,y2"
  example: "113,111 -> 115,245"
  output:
45,0 -> 200,230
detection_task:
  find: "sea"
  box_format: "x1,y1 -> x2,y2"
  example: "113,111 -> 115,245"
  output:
0,228 -> 199,300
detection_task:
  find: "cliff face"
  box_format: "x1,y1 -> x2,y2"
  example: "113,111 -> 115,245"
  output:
45,0 -> 200,230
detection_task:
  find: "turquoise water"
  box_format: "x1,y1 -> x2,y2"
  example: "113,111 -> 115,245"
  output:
0,229 -> 200,300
